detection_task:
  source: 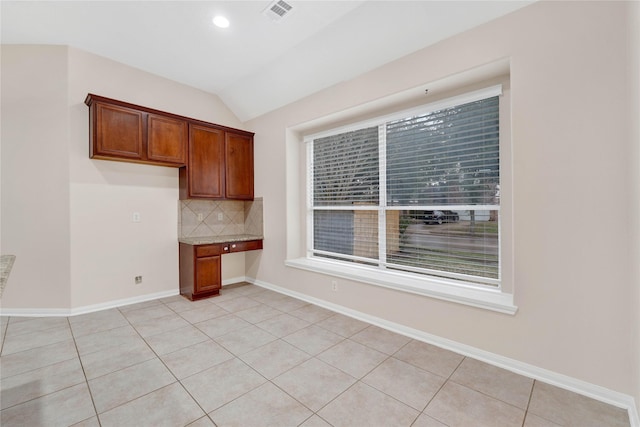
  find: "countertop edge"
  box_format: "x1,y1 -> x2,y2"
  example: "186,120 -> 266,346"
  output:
178,235 -> 264,245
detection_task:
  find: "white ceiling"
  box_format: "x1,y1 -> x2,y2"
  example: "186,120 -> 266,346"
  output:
1,1 -> 532,121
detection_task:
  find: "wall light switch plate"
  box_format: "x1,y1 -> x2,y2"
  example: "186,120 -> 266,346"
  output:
132,212 -> 141,223
218,213 -> 224,221
197,213 -> 204,221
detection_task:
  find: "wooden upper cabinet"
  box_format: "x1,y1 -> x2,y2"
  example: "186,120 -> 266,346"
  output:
185,124 -> 225,199
94,103 -> 144,161
147,114 -> 187,165
86,94 -> 187,167
225,132 -> 254,200
180,125 -> 254,200
86,94 -> 254,200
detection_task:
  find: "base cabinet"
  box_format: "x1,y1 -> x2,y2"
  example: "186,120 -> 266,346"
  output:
194,255 -> 222,295
179,239 -> 263,301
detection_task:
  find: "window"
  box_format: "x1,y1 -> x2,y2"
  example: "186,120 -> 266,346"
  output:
307,86 -> 502,289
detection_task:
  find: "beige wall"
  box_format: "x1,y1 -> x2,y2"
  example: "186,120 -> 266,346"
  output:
1,45 -> 72,309
630,0 -> 640,408
1,45 -> 247,310
245,0 -> 639,403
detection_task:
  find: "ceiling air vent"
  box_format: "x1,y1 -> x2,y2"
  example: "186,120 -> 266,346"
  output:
263,0 -> 294,22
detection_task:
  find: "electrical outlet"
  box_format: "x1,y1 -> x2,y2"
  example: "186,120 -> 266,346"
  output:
218,212 -> 224,221
135,276 -> 142,284
332,280 -> 338,291
132,212 -> 141,223
197,213 -> 204,221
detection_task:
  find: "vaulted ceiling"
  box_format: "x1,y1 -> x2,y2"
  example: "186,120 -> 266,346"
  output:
1,1 -> 532,121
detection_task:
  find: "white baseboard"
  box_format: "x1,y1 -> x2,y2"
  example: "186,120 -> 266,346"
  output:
0,289 -> 179,317
0,277 -> 251,317
247,277 -> 639,427
222,276 -> 248,286
0,307 -> 72,317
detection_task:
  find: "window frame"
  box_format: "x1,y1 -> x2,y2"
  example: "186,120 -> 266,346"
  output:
286,84 -> 517,315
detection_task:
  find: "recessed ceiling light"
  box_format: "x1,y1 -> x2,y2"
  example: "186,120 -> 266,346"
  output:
213,15 -> 230,28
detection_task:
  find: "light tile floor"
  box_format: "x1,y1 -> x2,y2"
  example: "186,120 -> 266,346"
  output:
0,283 -> 631,427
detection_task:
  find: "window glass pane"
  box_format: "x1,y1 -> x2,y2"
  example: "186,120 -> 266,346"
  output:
313,209 -> 378,262
387,209 -> 499,282
314,210 -> 353,255
386,97 -> 499,206
353,209 -> 379,260
313,127 -> 379,206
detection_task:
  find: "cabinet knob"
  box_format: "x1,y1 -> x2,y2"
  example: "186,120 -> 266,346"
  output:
232,244 -> 237,249
223,246 -> 229,251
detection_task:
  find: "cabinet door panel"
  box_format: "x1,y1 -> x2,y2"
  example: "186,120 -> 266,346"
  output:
95,103 -> 143,159
147,114 -> 187,165
189,125 -> 225,198
195,256 -> 221,294
225,132 -> 254,200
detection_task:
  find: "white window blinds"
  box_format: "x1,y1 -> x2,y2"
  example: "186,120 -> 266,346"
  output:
386,97 -> 500,207
313,127 -> 379,206
308,88 -> 501,287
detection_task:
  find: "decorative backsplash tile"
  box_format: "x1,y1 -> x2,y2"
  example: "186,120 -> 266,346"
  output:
178,198 -> 263,238
244,199 -> 263,236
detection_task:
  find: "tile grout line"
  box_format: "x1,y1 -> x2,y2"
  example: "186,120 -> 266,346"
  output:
198,300 -> 430,425
67,315 -> 103,427
169,294 -> 359,425
520,380 -> 562,427
391,338 -> 441,427
0,319 -> 91,412
115,300 -> 212,425
416,354 -> 466,426
522,376 -> 536,427
255,324 -> 398,425
168,294 -> 316,424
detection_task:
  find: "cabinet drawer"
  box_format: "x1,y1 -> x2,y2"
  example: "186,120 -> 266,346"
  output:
229,240 -> 263,252
195,244 -> 226,257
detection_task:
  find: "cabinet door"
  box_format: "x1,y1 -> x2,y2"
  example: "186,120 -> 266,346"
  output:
195,255 -> 221,294
147,114 -> 187,166
225,132 -> 254,200
94,103 -> 144,160
188,124 -> 225,198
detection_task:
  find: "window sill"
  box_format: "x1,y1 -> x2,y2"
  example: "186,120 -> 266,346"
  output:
285,257 -> 517,315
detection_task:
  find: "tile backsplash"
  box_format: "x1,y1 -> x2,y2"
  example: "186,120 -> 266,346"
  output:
179,198 -> 263,238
